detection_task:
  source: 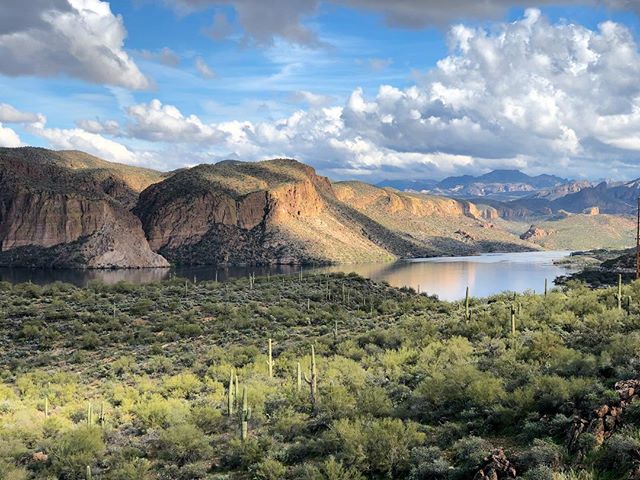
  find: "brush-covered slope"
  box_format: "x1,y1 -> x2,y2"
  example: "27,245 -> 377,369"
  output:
508,214 -> 637,251
134,159 -> 395,265
0,147 -> 168,268
333,181 -> 536,256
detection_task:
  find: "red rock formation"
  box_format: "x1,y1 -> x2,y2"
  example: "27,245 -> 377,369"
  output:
0,147 -> 168,269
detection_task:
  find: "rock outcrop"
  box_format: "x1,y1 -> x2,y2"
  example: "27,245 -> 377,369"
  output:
0,147 -> 168,269
473,449 -> 517,480
520,225 -> 551,241
568,379 -> 640,452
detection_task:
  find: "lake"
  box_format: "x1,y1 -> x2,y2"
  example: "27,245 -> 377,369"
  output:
0,250 -> 572,300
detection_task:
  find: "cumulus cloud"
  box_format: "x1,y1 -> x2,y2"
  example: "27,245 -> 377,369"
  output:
0,124 -> 22,147
195,57 -> 217,79
113,10 -> 640,179
0,0 -> 150,89
75,118 -> 121,135
28,122 -> 142,164
165,0 -> 640,45
126,99 -> 226,143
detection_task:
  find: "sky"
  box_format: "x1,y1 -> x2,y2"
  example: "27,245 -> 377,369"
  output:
1,1 -> 640,181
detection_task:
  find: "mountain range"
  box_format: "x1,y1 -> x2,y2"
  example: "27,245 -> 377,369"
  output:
379,169 -> 570,200
0,147 -> 638,269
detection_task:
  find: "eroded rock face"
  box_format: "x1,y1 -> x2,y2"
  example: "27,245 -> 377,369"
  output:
0,148 -> 169,269
134,159 -> 334,265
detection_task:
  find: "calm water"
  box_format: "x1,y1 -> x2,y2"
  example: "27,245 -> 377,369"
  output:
0,251 -> 572,300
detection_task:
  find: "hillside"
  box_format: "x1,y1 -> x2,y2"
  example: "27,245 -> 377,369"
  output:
1,273 -> 640,479
0,147 -> 168,268
332,181 -> 535,256
134,159 -> 395,265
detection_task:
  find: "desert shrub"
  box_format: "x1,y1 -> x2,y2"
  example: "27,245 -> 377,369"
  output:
48,426 -> 105,479
156,423 -> 212,466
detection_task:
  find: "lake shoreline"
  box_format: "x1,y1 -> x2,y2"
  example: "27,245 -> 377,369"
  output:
0,250 -> 575,301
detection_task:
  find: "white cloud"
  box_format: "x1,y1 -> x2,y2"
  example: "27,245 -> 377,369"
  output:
195,57 -> 216,79
0,104 -> 43,124
0,123 -> 22,147
75,118 -> 121,135
290,90 -> 332,106
0,0 -> 150,89
27,119 -> 141,165
126,99 -> 226,143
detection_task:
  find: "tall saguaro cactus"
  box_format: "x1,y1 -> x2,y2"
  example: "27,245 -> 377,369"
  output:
510,305 -> 517,336
544,278 -> 548,297
266,338 -> 274,378
240,386 -> 251,441
227,372 -> 235,415
618,274 -> 623,311
465,286 -> 470,321
296,362 -> 302,392
303,345 -> 318,408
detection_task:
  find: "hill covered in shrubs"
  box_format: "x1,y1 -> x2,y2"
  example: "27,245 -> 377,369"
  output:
1,273 -> 640,479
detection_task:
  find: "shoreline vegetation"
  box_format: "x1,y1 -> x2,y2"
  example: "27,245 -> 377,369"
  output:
555,248 -> 639,287
1,273 -> 640,479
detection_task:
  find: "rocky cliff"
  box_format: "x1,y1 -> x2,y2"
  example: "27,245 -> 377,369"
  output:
134,159 -> 397,265
0,147 -> 168,269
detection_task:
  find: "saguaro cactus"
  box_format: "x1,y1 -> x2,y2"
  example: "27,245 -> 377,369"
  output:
240,386 -> 251,441
227,372 -> 235,415
99,402 -> 106,428
303,345 -> 318,408
86,466 -> 92,480
465,286 -> 470,321
296,362 -> 302,392
86,403 -> 93,426
544,278 -> 548,297
44,397 -> 49,418
618,274 -> 623,311
266,338 -> 274,378
510,305 -> 517,336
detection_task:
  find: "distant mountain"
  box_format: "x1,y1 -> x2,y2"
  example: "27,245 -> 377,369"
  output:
551,180 -> 640,215
376,178 -> 438,191
379,169 -> 570,200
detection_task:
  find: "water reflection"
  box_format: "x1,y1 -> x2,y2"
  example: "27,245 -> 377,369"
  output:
316,251 -> 572,300
0,251 -> 572,301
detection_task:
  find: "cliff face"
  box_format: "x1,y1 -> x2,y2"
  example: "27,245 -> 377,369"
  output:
0,147 -> 168,269
133,159 -> 373,265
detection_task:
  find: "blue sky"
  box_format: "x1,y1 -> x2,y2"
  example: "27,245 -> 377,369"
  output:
1,0 -> 640,181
